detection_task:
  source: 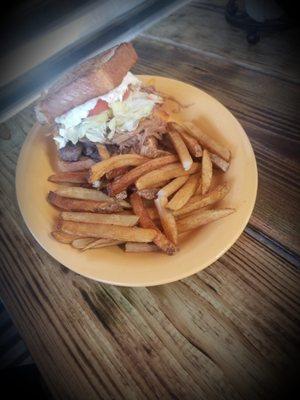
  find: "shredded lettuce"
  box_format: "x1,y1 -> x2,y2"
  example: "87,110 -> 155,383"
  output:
54,89 -> 162,148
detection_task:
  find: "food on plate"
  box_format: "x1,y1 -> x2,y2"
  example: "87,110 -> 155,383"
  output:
177,208 -> 235,233
74,238 -> 123,251
210,153 -> 230,172
157,176 -> 189,199
59,220 -> 157,242
168,127 -> 193,171
125,243 -> 160,253
135,162 -> 200,190
173,183 -> 230,217
96,144 -> 110,160
170,122 -> 202,158
48,191 -> 122,212
51,231 -> 79,243
154,197 -> 178,245
107,154 -> 177,196
166,174 -> 198,210
183,121 -> 230,161
201,149 -> 213,194
130,193 -> 177,255
48,171 -> 88,184
61,211 -> 139,226
40,42 -> 234,254
71,237 -> 95,249
89,154 -> 149,182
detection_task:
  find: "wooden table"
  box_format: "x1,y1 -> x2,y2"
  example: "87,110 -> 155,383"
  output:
0,1 -> 299,398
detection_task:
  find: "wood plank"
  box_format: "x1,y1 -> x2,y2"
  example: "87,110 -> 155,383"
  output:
0,105 -> 299,399
144,0 -> 300,82
131,36 -> 300,255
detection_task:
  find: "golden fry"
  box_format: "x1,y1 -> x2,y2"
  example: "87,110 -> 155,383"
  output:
96,144 -> 110,160
157,176 -> 189,198
82,238 -> 123,251
58,159 -> 95,172
71,238 -> 96,249
125,243 -> 160,253
202,149 -> 213,194
51,231 -> 79,244
171,123 -> 202,157
210,153 -> 230,172
107,155 -> 177,196
167,175 -> 198,210
61,212 -> 139,226
183,121 -> 230,161
177,208 -> 235,233
168,128 -> 193,171
48,171 -> 87,184
136,162 -> 200,190
89,154 -> 149,183
154,197 -> 178,245
106,166 -> 129,180
48,191 -> 122,213
130,193 -> 177,255
59,220 -> 157,242
173,183 -> 230,217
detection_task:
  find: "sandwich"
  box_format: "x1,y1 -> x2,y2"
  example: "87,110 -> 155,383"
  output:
35,42 -> 170,172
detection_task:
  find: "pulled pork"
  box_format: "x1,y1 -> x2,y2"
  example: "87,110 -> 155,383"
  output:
112,112 -> 167,157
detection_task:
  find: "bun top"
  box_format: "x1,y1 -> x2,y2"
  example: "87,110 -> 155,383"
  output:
35,42 -> 138,124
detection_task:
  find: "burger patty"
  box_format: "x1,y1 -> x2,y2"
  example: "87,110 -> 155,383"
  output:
59,141 -> 101,162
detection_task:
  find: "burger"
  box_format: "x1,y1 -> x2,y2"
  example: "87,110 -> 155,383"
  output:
35,42 -> 170,173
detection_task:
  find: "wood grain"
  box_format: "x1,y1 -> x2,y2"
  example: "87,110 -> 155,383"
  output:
132,37 -> 300,255
144,0 -> 300,83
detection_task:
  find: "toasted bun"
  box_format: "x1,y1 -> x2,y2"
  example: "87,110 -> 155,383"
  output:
35,42 -> 138,124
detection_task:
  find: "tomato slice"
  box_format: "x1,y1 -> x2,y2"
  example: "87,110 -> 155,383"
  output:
88,99 -> 109,116
122,87 -> 131,101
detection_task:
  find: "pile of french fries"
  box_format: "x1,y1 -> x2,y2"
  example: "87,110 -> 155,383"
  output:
48,122 -> 235,254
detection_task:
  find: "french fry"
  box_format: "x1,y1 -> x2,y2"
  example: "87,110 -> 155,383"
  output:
177,208 -> 235,233
171,123 -> 202,157
173,183 -> 230,217
168,128 -> 193,171
55,187 -> 117,202
183,122 -> 231,161
48,191 -> 122,213
195,177 -> 202,195
167,175 -> 198,210
210,153 -> 230,172
59,220 -> 157,242
107,155 -> 177,196
154,197 -> 178,245
48,171 -> 87,184
82,238 -> 123,251
58,158 -> 95,172
96,144 -> 110,160
88,154 -> 149,182
54,186 -> 131,209
137,188 -> 160,200
106,166 -> 129,180
157,176 -> 189,198
51,231 -> 79,244
71,238 -> 96,249
61,212 -> 139,226
202,149 -> 213,194
130,193 -> 177,255
136,162 -> 200,190
146,207 -> 160,220
125,243 -> 160,253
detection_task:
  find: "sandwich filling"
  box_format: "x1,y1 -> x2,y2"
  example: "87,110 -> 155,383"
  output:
54,72 -> 163,149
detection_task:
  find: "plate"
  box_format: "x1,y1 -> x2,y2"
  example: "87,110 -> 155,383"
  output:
16,76 -> 257,286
